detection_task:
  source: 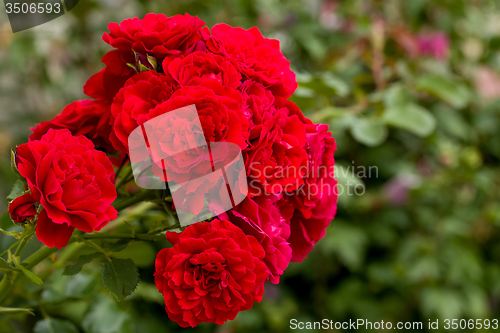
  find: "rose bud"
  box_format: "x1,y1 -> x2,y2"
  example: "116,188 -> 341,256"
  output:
9,193 -> 37,223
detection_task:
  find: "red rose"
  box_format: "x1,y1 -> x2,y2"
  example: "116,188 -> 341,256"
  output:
30,99 -> 115,152
205,23 -> 297,98
154,219 -> 268,327
8,193 -> 37,223
129,79 -> 248,205
110,71 -> 178,153
103,13 -> 207,59
281,124 -> 338,262
227,195 -> 292,284
240,86 -> 308,196
126,79 -> 249,186
148,79 -> 248,147
290,124 -> 337,216
16,129 -> 117,249
240,80 -> 276,129
163,51 -> 242,89
275,98 -> 313,126
244,108 -> 308,196
150,79 -> 248,147
84,50 -> 136,102
286,177 -> 337,262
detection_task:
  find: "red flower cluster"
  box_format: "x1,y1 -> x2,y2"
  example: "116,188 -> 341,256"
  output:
12,13 -> 338,327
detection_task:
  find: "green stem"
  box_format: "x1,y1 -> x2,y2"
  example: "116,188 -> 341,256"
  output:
53,242 -> 87,268
114,157 -> 129,180
112,189 -> 157,211
13,238 -> 28,258
115,167 -> 133,189
23,246 -> 58,270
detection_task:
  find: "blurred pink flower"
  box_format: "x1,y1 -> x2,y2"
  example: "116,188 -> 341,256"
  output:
320,0 -> 341,31
319,0 -> 353,32
416,32 -> 449,60
474,67 -> 500,100
384,174 -> 421,206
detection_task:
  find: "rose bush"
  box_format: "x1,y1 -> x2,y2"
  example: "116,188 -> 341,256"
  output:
4,12 -> 337,328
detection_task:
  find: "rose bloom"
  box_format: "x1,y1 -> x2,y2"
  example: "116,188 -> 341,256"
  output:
416,32 -> 449,60
149,87 -> 248,189
30,99 -> 115,152
163,51 -> 242,89
226,195 -> 292,284
109,71 -> 178,153
285,176 -> 337,262
241,80 -> 276,129
241,86 -> 308,196
154,219 -> 268,327
148,79 -> 248,149
84,50 -> 137,102
9,193 -> 37,223
116,77 -> 249,186
103,13 -> 207,59
205,23 -> 297,98
16,129 -> 117,249
280,124 -> 338,262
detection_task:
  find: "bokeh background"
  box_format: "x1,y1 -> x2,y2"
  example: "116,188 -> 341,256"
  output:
2,0 -> 500,332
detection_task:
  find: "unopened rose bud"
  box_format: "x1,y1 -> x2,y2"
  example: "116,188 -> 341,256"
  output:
8,193 -> 37,223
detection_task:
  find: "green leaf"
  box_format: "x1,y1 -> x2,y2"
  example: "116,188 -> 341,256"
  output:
321,72 -> 350,97
139,63 -> 151,72
0,257 -> 19,272
0,228 -> 22,239
383,84 -> 413,107
295,71 -> 313,83
433,105 -> 470,140
34,318 -> 78,333
0,258 -> 11,269
10,149 -> 23,179
101,258 -> 139,301
112,242 -> 156,268
294,30 -> 327,60
351,118 -> 388,147
18,265 -> 43,286
65,272 -> 99,298
0,306 -> 34,315
421,288 -> 463,319
7,179 -> 25,201
383,103 -> 436,137
82,294 -> 133,333
63,252 -> 104,276
146,54 -> 157,70
109,239 -> 130,252
321,222 -> 367,271
126,63 -> 138,73
134,282 -> 164,304
293,86 -> 316,98
415,74 -> 471,109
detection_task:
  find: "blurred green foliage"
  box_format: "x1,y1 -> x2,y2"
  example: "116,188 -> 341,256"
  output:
2,0 -> 500,332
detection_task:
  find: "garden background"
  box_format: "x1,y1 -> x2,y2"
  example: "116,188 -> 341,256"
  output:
1,0 -> 500,332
